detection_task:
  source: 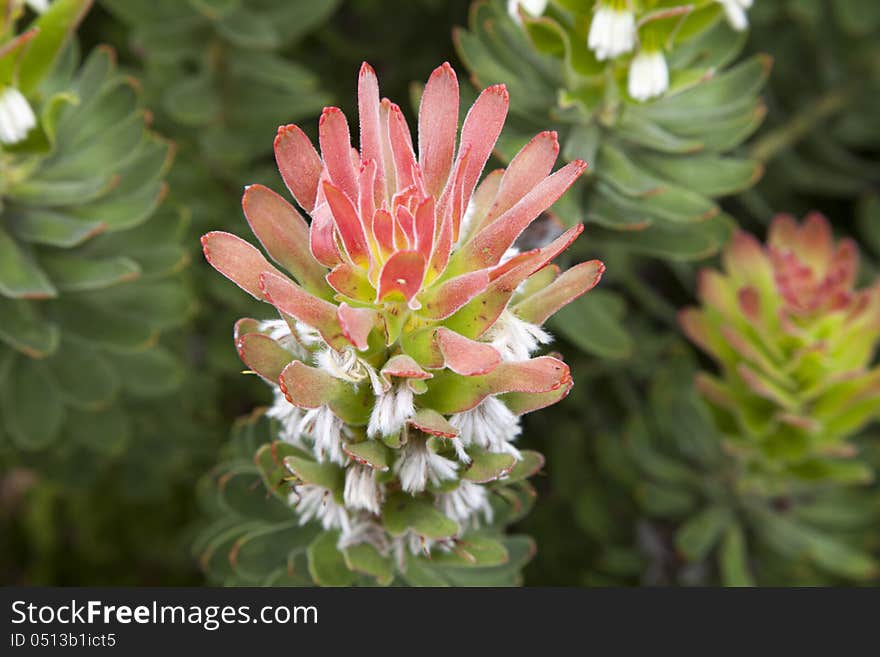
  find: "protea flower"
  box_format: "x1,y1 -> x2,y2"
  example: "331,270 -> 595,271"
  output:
680,213 -> 880,487
202,62 -> 603,576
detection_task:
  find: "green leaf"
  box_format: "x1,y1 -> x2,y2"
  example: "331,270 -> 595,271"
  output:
37,253 -> 140,292
108,347 -> 184,397
461,448 -> 517,483
283,456 -> 345,499
720,524 -> 754,587
597,143 -> 663,197
382,492 -> 460,540
0,358 -> 65,449
632,152 -> 762,197
430,534 -> 509,568
217,465 -> 293,523
8,208 -> 104,248
162,73 -> 220,126
675,505 -> 732,562
637,482 -> 695,517
550,289 -> 633,359
343,542 -> 394,585
0,296 -> 59,357
64,404 -> 132,455
307,531 -> 356,586
6,173 -> 114,206
231,521 -> 318,583
343,439 -> 391,472
43,338 -> 118,409
17,0 -> 93,94
504,450 -> 545,483
0,226 -> 56,298
54,296 -> 156,351
215,8 -> 280,49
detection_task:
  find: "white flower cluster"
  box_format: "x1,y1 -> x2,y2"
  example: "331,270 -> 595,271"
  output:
588,2 -> 636,61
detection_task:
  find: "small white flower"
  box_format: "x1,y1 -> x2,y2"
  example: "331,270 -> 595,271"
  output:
449,396 -> 522,459
717,0 -> 753,32
343,464 -> 383,515
394,438 -> 458,494
367,381 -> 414,438
292,484 -> 350,534
0,88 -> 36,145
298,405 -> 347,465
588,3 -> 636,61
266,388 -> 305,446
507,0 -> 549,22
485,310 -> 552,362
628,50 -> 669,101
25,0 -> 50,14
436,480 -> 494,526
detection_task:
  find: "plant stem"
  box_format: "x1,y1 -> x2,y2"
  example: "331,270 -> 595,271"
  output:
749,87 -> 854,163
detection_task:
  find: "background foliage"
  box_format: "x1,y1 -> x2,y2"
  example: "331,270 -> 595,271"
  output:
1,0 -> 878,586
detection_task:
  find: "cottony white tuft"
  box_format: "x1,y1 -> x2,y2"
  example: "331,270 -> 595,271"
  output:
628,50 -> 669,101
258,319 -> 309,359
367,381 -> 415,438
485,310 -> 553,362
394,438 -> 458,493
338,519 -> 389,553
0,87 -> 36,145
343,465 -> 383,515
587,2 -> 636,61
316,346 -> 381,389
266,388 -> 305,445
292,484 -> 351,534
298,405 -> 347,465
450,396 -> 523,459
717,0 -> 753,32
436,480 -> 494,525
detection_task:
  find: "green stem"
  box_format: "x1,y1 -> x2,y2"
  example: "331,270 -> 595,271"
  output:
749,86 -> 854,163
619,269 -> 679,328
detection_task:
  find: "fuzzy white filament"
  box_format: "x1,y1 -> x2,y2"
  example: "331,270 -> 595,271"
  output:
293,484 -> 350,534
298,405 -> 347,465
338,519 -> 389,553
587,4 -> 636,61
628,50 -> 670,101
436,480 -> 494,526
258,319 -> 310,359
0,88 -> 36,145
367,381 -> 414,438
266,388 -> 305,446
343,464 -> 383,515
485,310 -> 553,362
394,438 -> 458,493
449,396 -> 523,459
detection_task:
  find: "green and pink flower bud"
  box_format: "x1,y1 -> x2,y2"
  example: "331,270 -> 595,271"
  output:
202,62 -> 604,566
680,213 -> 880,485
